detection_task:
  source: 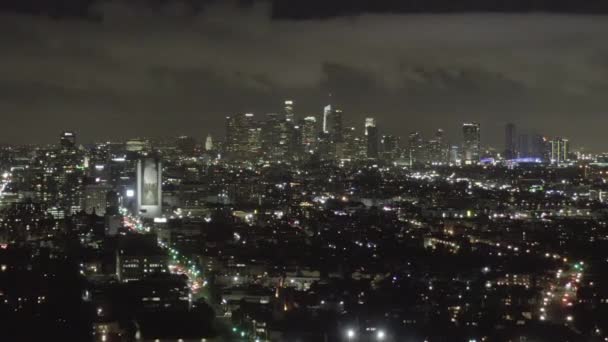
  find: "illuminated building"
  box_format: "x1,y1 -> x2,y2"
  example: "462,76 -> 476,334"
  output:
380,134 -> 399,161
125,139 -> 150,152
116,235 -> 168,282
339,126 -> 358,160
408,131 -> 426,165
284,100 -> 295,123
365,118 -> 379,159
262,113 -> 290,160
550,137 -> 569,164
364,117 -> 376,135
428,129 -> 447,164
301,116 -> 317,153
225,113 -> 255,158
60,131 -> 76,149
205,134 -> 213,151
136,158 -> 162,218
82,183 -> 112,216
322,104 -> 343,143
462,122 -> 481,164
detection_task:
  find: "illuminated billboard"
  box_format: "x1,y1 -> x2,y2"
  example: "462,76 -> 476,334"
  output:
137,158 -> 162,218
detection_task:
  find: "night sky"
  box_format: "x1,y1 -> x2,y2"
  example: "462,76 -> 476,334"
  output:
1,0 -> 608,150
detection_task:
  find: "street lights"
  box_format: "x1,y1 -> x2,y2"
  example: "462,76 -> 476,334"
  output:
346,328 -> 356,340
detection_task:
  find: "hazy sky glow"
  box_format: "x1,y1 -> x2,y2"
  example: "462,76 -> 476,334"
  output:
1,1 -> 608,150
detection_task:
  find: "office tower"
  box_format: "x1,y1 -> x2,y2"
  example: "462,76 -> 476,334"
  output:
462,122 -> 481,164
322,105 -> 343,143
408,131 -> 426,165
364,117 -> 376,135
116,235 -> 168,282
365,122 -> 379,159
335,126 -> 355,160
82,183 -> 112,216
504,123 -> 516,160
289,123 -> 303,158
60,131 -> 76,149
380,135 -> 399,161
301,116 -> 317,153
428,129 -> 447,164
205,134 -> 213,151
225,113 -> 255,157
246,127 -> 263,156
284,100 -> 295,123
262,113 -> 289,160
550,137 -> 569,165
137,158 -> 162,218
449,145 -> 460,164
322,105 -> 331,134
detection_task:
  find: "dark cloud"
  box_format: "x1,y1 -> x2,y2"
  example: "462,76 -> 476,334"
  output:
0,1 -> 607,150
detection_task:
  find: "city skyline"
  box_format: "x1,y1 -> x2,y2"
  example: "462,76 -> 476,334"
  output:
3,2 -> 608,341
1,2 -> 608,149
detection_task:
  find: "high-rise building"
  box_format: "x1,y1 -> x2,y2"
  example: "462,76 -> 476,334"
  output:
225,113 -> 255,158
205,134 -> 213,151
322,105 -> 331,134
366,127 -> 379,159
284,100 -> 295,123
504,123 -> 516,160
322,105 -> 343,143
462,122 -> 481,164
550,137 -> 569,164
364,117 -> 376,135
301,116 -> 317,153
83,183 -> 112,216
380,135 -> 399,161
116,235 -> 168,282
262,113 -> 290,160
449,145 -> 460,164
136,158 -> 162,218
60,131 -> 76,149
408,131 -> 426,165
428,129 -> 447,164
338,126 -> 358,160
246,127 -> 262,156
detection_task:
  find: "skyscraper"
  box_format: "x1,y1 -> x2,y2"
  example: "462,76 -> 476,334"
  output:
284,100 -> 295,123
408,131 -> 426,165
225,113 -> 255,158
322,105 -> 343,144
462,122 -> 481,164
322,105 -> 332,134
428,129 -> 447,164
60,131 -> 76,149
365,117 -> 379,159
550,137 -> 569,164
364,117 -> 376,136
205,134 -> 213,151
301,116 -> 318,153
380,135 -> 399,161
262,113 -> 289,160
136,158 -> 162,218
504,123 -> 516,160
